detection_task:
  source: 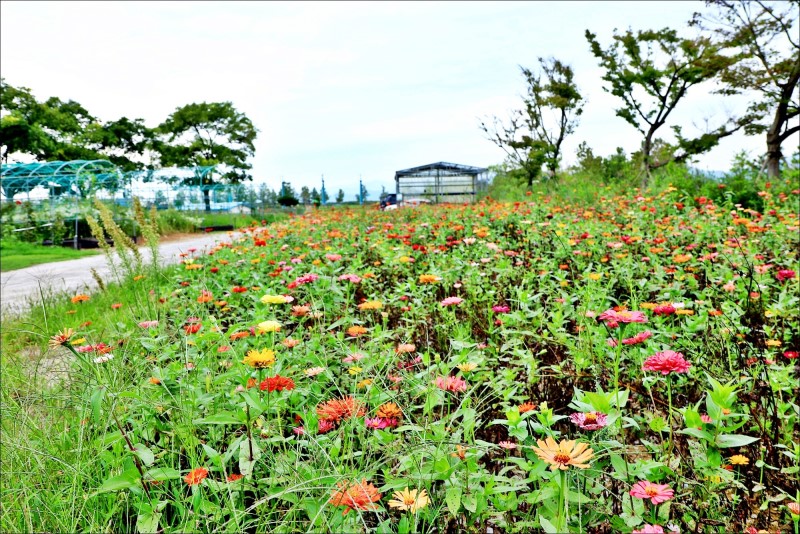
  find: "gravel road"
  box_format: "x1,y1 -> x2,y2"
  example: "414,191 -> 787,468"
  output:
0,231 -> 242,317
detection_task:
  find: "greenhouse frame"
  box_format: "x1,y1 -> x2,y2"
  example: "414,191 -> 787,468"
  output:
394,162 -> 489,203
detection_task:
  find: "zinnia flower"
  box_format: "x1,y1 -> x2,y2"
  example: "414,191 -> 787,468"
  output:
184,467 -> 208,486
498,441 -> 517,450
622,330 -> 653,345
242,349 -> 276,369
642,350 -> 691,375
346,325 -> 368,337
629,480 -> 674,504
419,274 -> 441,284
261,294 -> 289,304
138,320 -> 159,329
532,437 -> 594,470
328,479 -> 382,515
597,308 -> 647,328
316,396 -> 366,423
729,454 -> 749,465
632,526 -> 665,534
440,296 -> 464,307
570,411 -> 608,430
365,417 -> 398,429
395,343 -> 416,353
49,328 -> 75,349
492,305 -> 510,313
457,362 -> 477,372
226,473 -> 243,482
358,300 -> 383,310
518,402 -> 537,413
653,304 -> 676,316
304,366 -> 326,377
776,269 -> 797,282
376,402 -> 402,419
259,375 -> 295,392
71,294 -> 90,304
257,320 -> 282,333
435,376 -> 467,393
387,487 -> 429,513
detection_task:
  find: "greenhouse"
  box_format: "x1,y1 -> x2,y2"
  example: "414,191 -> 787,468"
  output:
394,161 -> 489,203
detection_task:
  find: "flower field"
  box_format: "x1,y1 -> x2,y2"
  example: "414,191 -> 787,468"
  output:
2,184 -> 799,533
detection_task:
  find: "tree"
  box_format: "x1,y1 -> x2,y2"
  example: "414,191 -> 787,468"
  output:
692,1 -> 800,178
310,187 -> 321,206
359,183 -> 369,202
277,182 -> 298,207
300,186 -> 311,205
336,188 -> 345,203
155,102 -> 257,211
586,27 -> 743,187
480,57 -> 584,186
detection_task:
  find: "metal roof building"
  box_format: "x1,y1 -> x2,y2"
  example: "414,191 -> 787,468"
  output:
394,162 -> 488,203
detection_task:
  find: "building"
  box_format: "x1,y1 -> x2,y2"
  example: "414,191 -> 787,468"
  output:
394,162 -> 489,204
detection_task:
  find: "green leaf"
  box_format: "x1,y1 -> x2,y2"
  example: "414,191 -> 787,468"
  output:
445,487 -> 461,517
462,493 -> 477,514
539,516 -> 558,533
136,512 -> 161,534
715,434 -> 759,448
144,467 -> 182,481
649,416 -> 667,433
239,437 -> 262,476
133,444 -> 154,467
96,469 -> 140,494
193,412 -> 245,425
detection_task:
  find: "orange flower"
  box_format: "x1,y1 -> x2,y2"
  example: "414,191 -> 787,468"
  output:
346,325 -> 368,337
376,402 -> 402,419
230,331 -> 251,340
532,437 -> 594,471
292,305 -> 311,317
184,467 -> 208,485
71,294 -> 90,304
518,402 -> 537,413
49,328 -> 75,349
282,338 -> 300,348
357,300 -> 383,310
316,396 -> 366,422
418,274 -> 441,284
328,479 -> 382,515
395,343 -> 416,353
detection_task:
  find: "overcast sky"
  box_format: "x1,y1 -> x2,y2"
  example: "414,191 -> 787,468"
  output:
1,1 -> 773,199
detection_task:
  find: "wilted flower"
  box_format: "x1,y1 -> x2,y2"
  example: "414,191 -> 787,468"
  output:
532,437 -> 594,470
49,328 -> 75,349
570,411 -> 608,430
630,480 -> 674,504
642,350 -> 691,375
387,487 -> 429,513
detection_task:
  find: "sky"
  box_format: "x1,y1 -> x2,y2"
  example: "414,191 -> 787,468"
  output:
0,1 -> 777,200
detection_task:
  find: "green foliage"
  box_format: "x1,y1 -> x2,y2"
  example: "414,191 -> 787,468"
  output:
0,238 -> 99,271
585,27 -> 742,184
480,57 -> 583,185
336,188 -> 345,203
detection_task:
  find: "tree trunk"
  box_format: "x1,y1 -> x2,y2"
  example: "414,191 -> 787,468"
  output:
203,189 -> 211,212
640,134 -> 653,190
765,132 -> 782,180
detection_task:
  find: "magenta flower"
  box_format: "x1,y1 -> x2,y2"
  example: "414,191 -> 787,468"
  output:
569,412 -> 609,431
653,304 -> 676,316
642,350 -> 691,375
138,320 -> 159,329
365,417 -> 399,430
776,269 -> 797,282
492,305 -> 511,313
440,297 -> 464,307
622,330 -> 653,345
630,480 -> 674,504
632,526 -> 665,534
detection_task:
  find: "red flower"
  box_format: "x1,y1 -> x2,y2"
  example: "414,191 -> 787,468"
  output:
226,473 -> 243,482
184,323 -> 202,334
642,350 -> 691,375
316,396 -> 365,423
232,286 -> 248,293
652,304 -> 676,316
776,269 -> 796,282
184,467 -> 208,485
259,375 -> 295,392
783,351 -> 799,360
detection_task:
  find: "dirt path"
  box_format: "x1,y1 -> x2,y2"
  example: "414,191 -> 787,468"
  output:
0,231 -> 243,317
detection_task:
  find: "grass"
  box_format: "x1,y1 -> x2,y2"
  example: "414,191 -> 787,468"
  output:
0,240 -> 100,272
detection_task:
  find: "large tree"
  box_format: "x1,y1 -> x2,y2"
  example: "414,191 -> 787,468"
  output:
691,0 -> 799,178
586,27 -> 744,187
480,57 -> 583,186
156,102 -> 257,211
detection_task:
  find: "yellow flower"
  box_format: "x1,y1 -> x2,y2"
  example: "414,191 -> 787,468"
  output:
357,379 -> 373,389
185,263 -> 203,270
260,294 -> 288,304
766,339 -> 782,347
588,273 -> 603,281
357,300 -> 383,310
675,309 -> 694,315
729,454 -> 749,466
242,349 -> 275,369
399,256 -> 413,263
457,362 -> 477,373
257,320 -> 282,333
387,488 -> 429,513
418,274 -> 441,284
532,437 -> 594,471
348,366 -> 363,375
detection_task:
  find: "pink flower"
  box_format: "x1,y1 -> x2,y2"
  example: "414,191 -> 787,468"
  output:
338,274 -> 362,284
642,350 -> 691,375
722,281 -> 736,292
653,304 -> 676,316
622,330 -> 653,345
343,353 -> 366,363
492,305 -> 510,313
498,441 -> 517,450
597,309 -> 647,328
317,419 -> 336,434
138,320 -> 159,329
700,414 -> 712,424
325,253 -> 342,261
435,376 -> 467,393
632,526 -> 665,534
569,412 -> 609,430
630,480 -> 674,504
293,426 -> 305,435
365,417 -> 399,430
440,297 -> 464,307
776,269 -> 797,282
